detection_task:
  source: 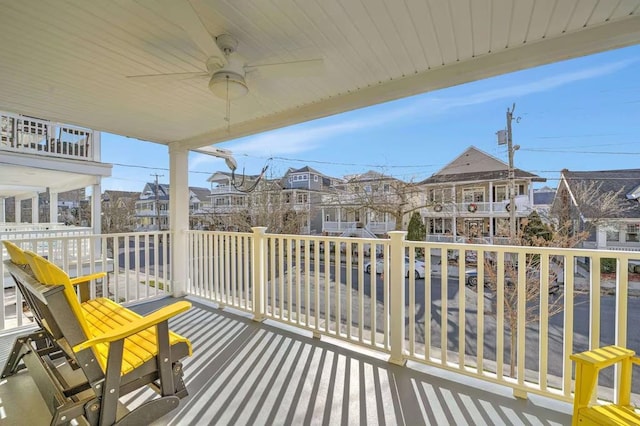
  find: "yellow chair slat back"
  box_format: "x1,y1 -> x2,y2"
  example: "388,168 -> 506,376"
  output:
23,251 -> 92,338
2,241 -> 29,266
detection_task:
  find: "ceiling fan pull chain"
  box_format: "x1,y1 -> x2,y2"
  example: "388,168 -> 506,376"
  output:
225,75 -> 231,133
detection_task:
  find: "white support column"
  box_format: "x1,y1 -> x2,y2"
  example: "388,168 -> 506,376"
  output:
31,195 -> 39,224
251,227 -> 267,321
0,198 -> 5,222
49,192 -> 58,223
15,198 -> 22,223
596,226 -> 607,249
169,146 -> 190,297
388,230 -> 407,366
92,131 -> 101,162
91,183 -> 102,234
489,182 -> 494,213
451,185 -> 457,238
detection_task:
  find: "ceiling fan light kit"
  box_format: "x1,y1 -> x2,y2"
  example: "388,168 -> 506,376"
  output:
208,71 -> 248,100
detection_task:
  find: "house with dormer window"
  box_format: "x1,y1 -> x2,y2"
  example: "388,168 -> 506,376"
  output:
420,146 -> 545,243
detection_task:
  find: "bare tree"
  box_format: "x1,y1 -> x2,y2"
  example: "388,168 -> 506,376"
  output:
101,192 -> 138,233
552,180 -> 634,244
324,171 -> 431,232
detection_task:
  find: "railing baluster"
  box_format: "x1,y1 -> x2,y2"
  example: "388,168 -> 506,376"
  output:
562,255 -> 575,398
614,255 -> 629,403
539,254 -> 550,392
457,249 -> 465,369
496,251 -> 505,380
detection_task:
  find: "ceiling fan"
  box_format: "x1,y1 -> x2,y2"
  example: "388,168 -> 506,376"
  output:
127,0 -> 323,116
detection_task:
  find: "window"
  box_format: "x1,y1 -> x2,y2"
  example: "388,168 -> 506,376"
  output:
606,230 -> 620,242
364,185 -> 372,193
462,187 -> 484,203
518,184 -> 526,195
314,175 -> 318,182
494,185 -> 507,202
627,224 -> 640,242
296,193 -> 308,204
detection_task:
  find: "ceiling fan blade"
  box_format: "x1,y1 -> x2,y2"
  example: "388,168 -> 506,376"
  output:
156,0 -> 227,67
245,58 -> 324,79
127,71 -> 209,82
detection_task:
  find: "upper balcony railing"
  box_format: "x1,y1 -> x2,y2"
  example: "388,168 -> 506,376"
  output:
422,197 -> 533,216
1,111 -> 96,161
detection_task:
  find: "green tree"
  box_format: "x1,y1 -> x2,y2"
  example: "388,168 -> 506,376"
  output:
521,211 -> 552,244
407,211 -> 426,242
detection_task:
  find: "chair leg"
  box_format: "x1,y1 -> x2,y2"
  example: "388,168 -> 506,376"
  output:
1,331 -> 50,378
99,339 -> 124,426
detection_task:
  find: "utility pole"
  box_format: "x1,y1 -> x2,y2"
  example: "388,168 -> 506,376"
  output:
497,104 -> 520,240
151,173 -> 164,230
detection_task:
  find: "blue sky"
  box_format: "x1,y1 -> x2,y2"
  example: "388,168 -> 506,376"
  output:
101,44 -> 640,192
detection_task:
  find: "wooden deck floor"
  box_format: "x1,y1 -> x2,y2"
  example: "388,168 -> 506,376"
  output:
0,297 -> 572,425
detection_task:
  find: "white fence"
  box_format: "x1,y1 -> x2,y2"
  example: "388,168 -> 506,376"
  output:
186,229 -> 640,404
1,232 -> 171,330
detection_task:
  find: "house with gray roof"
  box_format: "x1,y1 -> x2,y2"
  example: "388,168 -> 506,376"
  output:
419,146 -> 545,243
552,169 -> 640,250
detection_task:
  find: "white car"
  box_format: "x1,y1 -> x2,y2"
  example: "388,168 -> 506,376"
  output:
364,256 -> 426,279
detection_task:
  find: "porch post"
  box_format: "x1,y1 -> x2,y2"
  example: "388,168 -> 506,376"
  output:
91,183 -> 102,234
49,191 -> 58,223
169,146 -> 190,297
388,230 -> 407,366
15,198 -> 22,223
31,195 -> 39,223
251,227 -> 267,322
0,198 -> 5,222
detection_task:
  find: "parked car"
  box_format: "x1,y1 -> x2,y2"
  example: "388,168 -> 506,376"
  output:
465,268 -> 560,294
364,256 -> 426,279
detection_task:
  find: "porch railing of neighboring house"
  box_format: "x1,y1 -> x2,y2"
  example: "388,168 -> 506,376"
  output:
322,221 -> 357,233
186,229 -> 640,405
422,199 -> 534,216
366,221 -> 396,234
0,232 -> 171,330
0,111 -> 96,161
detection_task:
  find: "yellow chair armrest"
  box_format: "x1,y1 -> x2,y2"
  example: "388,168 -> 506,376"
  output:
632,357 -> 640,366
73,301 -> 191,352
570,345 -> 635,368
69,272 -> 107,286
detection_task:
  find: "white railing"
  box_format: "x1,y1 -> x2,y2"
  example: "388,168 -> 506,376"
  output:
186,229 -> 640,404
1,231 -> 171,331
1,225 -> 92,241
1,111 -> 95,161
366,221 -> 396,234
322,221 -> 357,233
422,199 -> 534,216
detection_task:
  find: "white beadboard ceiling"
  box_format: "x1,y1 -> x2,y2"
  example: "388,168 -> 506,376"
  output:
0,0 -> 638,150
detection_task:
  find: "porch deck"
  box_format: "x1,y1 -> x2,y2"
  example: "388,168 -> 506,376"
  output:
0,296 -> 572,425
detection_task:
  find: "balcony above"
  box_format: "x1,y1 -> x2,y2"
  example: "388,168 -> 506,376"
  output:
0,112 -> 111,200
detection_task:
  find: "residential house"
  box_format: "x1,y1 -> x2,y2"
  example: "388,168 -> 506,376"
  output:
135,182 -> 170,231
322,170 -> 407,237
281,166 -> 334,234
206,171 -> 258,230
135,183 -> 212,231
532,186 -> 557,221
420,146 -> 545,243
553,169 -> 640,250
188,186 -> 216,229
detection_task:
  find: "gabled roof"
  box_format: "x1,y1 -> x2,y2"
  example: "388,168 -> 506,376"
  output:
559,169 -> 640,219
189,186 -> 211,202
344,170 -> 396,183
421,146 -> 544,185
